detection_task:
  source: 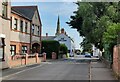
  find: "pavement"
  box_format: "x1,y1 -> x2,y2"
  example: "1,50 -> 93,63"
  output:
0,58 -> 117,81
90,61 -> 116,80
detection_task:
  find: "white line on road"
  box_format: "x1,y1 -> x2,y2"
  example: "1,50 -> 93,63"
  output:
1,64 -> 44,80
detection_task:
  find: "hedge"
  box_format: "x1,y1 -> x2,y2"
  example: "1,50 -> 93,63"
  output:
60,44 -> 68,54
41,40 -> 60,59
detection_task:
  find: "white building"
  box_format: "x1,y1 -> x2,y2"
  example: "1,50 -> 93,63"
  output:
42,16 -> 75,56
92,44 -> 102,58
54,28 -> 75,56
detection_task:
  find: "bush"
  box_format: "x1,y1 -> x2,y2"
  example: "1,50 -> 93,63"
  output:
60,44 -> 68,54
41,40 -> 60,59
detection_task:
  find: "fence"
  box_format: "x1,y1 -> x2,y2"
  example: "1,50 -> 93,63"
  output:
113,44 -> 120,80
9,53 -> 41,68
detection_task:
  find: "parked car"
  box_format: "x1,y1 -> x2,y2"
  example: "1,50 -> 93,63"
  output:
85,52 -> 91,58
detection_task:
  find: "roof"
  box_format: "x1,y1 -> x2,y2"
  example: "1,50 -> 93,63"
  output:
42,36 -> 56,40
11,6 -> 37,20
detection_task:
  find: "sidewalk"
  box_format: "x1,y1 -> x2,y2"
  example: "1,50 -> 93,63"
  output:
91,61 -> 116,80
1,64 -> 41,78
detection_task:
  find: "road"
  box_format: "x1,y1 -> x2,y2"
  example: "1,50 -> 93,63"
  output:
2,59 -> 116,81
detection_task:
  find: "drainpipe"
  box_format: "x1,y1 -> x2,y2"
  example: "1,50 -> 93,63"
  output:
40,25 -> 42,54
30,22 -> 32,54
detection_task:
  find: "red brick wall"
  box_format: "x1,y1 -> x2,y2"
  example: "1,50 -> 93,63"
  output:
113,45 -> 120,78
9,53 -> 41,68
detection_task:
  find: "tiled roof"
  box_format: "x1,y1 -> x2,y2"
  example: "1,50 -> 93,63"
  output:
11,6 -> 37,20
42,36 -> 56,40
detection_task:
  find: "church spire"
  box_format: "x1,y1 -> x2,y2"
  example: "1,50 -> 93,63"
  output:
55,15 -> 60,35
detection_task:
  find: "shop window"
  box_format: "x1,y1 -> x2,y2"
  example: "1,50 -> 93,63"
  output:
22,46 -> 27,54
0,38 -> 5,61
10,45 -> 16,56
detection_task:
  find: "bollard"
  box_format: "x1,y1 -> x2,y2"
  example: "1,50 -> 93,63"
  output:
52,52 -> 56,60
36,53 -> 38,63
43,52 -> 46,62
25,54 -> 28,65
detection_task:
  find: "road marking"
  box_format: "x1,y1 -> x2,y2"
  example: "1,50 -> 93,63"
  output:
89,62 -> 92,81
1,64 -> 44,80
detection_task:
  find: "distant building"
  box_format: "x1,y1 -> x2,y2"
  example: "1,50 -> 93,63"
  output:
42,16 -> 75,56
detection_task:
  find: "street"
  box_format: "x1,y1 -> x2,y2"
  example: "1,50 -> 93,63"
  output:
2,59 -> 116,81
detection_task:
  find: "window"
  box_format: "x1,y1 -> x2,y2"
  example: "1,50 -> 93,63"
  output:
2,0 -> 8,17
0,38 -> 3,60
21,46 -> 27,54
35,14 -> 37,19
10,45 -> 16,56
32,24 -> 34,35
0,38 -> 5,61
10,17 -> 12,29
37,26 -> 40,36
20,20 -> 23,32
25,22 -> 28,33
14,18 -> 17,30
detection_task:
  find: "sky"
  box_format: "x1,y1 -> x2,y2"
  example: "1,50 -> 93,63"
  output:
12,1 -> 83,49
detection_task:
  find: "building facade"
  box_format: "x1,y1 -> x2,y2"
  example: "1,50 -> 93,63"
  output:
0,0 -> 11,68
0,3 -> 42,69
11,6 -> 42,55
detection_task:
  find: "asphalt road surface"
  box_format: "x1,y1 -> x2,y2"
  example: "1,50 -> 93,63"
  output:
2,59 -> 90,80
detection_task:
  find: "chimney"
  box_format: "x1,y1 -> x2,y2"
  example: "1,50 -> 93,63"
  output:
46,33 -> 48,38
61,28 -> 65,34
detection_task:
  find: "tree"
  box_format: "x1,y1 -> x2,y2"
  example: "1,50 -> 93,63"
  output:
67,2 -> 119,50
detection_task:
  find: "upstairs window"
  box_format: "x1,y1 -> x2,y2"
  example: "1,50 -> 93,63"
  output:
14,18 -> 18,30
2,0 -> 8,18
37,26 -> 40,36
20,20 -> 23,32
25,22 -> 28,33
32,24 -> 34,35
10,17 -> 12,29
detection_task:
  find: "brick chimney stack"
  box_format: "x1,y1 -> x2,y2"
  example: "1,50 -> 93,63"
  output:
46,33 -> 48,38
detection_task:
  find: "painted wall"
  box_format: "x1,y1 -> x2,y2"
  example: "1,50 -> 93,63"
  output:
54,34 -> 75,52
0,1 -> 11,68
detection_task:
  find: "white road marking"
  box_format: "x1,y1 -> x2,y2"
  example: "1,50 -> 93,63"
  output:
1,64 -> 44,80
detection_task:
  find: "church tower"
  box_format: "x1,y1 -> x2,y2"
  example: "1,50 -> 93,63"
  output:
55,16 -> 60,36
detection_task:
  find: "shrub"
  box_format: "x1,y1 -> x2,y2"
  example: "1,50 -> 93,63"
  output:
41,40 -> 60,59
60,44 -> 68,54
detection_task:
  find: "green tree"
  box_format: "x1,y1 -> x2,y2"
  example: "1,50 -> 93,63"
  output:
67,2 -> 119,50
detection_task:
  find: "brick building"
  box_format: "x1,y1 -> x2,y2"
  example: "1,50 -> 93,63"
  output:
0,0 -> 42,69
11,6 -> 42,55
